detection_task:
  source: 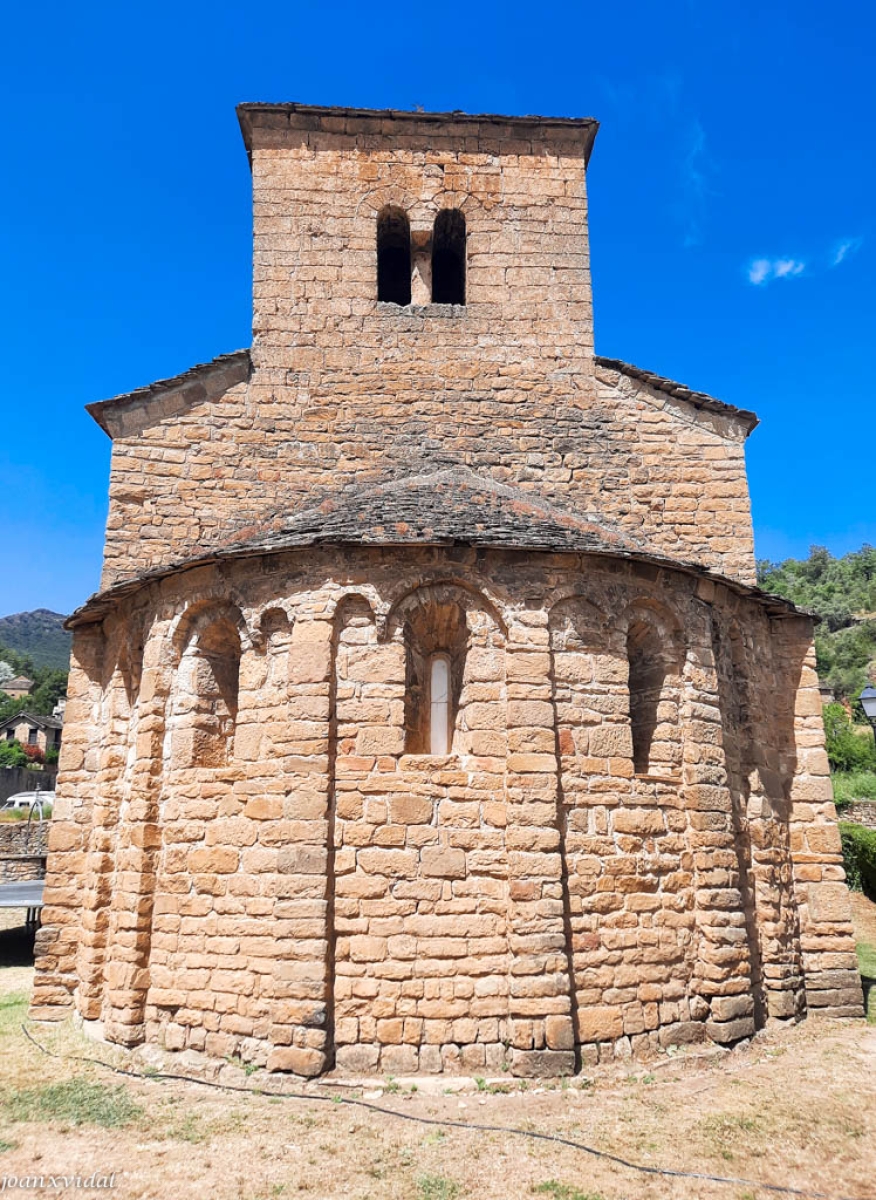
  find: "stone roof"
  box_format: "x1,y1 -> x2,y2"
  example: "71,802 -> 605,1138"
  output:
219,467 -> 642,558
65,467 -> 807,629
2,677 -> 33,690
236,103 -> 600,165
594,357 -> 759,435
0,712 -> 63,731
86,351 -> 251,438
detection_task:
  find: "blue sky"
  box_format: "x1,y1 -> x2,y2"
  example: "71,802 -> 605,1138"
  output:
1,0 -> 873,615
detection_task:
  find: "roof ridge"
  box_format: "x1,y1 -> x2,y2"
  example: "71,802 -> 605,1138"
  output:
86,350 -> 251,437
594,355 -> 759,434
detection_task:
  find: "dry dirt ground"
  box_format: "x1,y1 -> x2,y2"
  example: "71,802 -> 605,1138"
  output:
0,903 -> 874,1200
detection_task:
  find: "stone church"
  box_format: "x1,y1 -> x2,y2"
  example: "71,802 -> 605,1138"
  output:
31,103 -> 863,1076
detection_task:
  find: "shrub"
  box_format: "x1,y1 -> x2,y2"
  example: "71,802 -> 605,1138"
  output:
0,739 -> 27,768
22,743 -> 44,764
839,822 -> 876,899
824,704 -> 876,773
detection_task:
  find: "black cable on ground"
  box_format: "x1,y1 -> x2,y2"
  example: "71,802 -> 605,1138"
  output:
20,1024 -> 866,1200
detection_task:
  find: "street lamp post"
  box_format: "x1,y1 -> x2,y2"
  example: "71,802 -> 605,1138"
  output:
859,685 -> 876,737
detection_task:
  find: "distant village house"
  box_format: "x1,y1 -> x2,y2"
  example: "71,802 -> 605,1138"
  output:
0,712 -> 62,755
1,676 -> 33,699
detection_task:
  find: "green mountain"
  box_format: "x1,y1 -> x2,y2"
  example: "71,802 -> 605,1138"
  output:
758,546 -> 876,703
0,609 -> 71,671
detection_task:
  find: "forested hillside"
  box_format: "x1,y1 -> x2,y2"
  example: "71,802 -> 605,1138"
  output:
0,640 -> 67,722
758,545 -> 876,702
0,609 -> 71,670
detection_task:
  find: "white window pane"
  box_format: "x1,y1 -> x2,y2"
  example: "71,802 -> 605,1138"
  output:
430,656 -> 450,755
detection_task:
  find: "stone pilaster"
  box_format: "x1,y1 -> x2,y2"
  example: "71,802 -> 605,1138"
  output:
75,643 -> 139,1021
775,619 -> 863,1018
504,613 -> 575,1076
683,601 -> 756,1044
261,614 -> 335,1076
30,625 -> 106,1020
100,617 -> 170,1045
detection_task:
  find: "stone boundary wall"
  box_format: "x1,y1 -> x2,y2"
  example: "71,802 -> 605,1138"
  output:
840,801 -> 876,830
0,820 -> 49,884
0,855 -> 46,884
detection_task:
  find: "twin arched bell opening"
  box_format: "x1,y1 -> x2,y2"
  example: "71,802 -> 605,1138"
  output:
377,207 -> 466,307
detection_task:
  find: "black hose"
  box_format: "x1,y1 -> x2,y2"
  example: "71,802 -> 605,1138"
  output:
19,1024 -> 866,1200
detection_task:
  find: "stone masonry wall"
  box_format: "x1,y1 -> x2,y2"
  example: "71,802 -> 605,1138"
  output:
97,112 -> 755,591
31,546 -> 861,1073
841,802 -> 876,829
0,820 -> 48,884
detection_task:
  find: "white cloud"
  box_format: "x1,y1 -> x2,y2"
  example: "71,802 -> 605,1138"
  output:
681,122 -> 708,248
832,237 -> 863,267
747,257 -> 805,285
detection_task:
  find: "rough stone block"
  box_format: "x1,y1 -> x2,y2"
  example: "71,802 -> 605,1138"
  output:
420,847 -> 467,878
266,1046 -> 326,1076
576,1006 -> 623,1043
511,1049 -> 576,1078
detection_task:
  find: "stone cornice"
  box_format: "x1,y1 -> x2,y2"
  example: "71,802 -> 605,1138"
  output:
236,102 -> 599,166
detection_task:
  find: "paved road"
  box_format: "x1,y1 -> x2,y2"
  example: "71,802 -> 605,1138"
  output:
0,881 -> 44,909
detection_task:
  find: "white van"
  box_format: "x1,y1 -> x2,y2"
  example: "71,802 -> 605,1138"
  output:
0,791 -> 55,811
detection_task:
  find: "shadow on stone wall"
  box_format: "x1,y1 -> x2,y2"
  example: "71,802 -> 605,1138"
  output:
713,615 -> 805,1028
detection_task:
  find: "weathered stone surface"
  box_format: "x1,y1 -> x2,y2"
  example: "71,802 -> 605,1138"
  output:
576,1006 -> 624,1044
30,101 -> 862,1081
266,1046 -> 326,1076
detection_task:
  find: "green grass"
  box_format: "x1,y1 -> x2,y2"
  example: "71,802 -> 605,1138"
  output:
701,1114 -> 758,1136
417,1174 -> 461,1200
0,805 -> 53,822
3,1079 -> 142,1128
0,1140 -> 16,1154
698,1113 -> 761,1162
858,940 -> 876,977
0,992 -> 29,1037
474,1076 -> 512,1095
161,1110 -> 210,1143
832,770 -> 876,807
532,1183 -> 606,1200
858,940 -> 876,1024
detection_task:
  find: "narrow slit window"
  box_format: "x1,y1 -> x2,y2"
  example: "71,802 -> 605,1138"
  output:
626,615 -> 682,777
429,654 -> 451,755
377,207 -> 411,305
431,209 -> 466,305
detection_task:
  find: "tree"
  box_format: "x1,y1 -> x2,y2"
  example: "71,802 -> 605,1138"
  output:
759,545 -> 876,703
0,642 -> 67,722
28,669 -> 67,715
